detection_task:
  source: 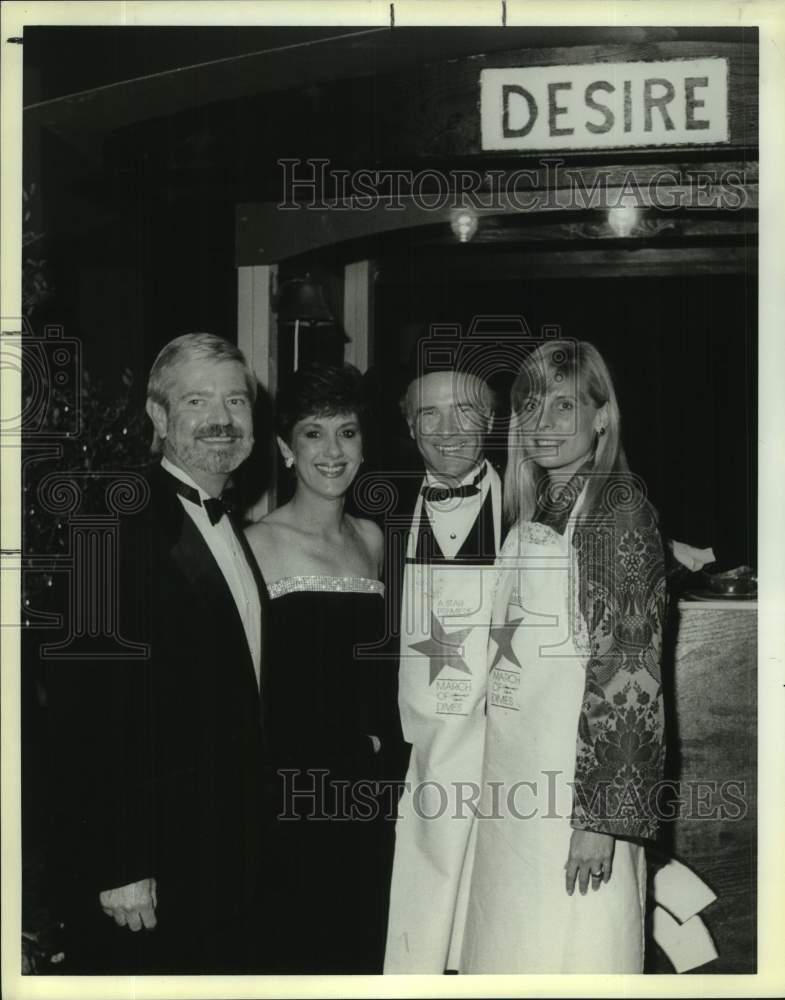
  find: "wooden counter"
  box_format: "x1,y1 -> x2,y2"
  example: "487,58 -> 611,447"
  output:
646,599 -> 757,973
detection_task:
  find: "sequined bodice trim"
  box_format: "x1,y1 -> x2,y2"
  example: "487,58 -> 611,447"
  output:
267,575 -> 384,600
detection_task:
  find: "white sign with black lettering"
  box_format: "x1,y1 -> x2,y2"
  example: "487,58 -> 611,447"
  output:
480,58 -> 728,151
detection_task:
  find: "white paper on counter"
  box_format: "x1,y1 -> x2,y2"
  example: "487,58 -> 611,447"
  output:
653,857 -> 717,922
671,540 -> 716,572
652,907 -> 719,973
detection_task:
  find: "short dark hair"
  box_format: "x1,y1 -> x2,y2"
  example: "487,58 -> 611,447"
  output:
401,369 -> 494,422
275,363 -> 368,444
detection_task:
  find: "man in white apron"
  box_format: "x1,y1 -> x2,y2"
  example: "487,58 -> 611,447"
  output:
384,366 -> 501,973
381,355 -> 713,975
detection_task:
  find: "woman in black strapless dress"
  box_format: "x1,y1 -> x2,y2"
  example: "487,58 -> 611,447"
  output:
246,364 -> 405,974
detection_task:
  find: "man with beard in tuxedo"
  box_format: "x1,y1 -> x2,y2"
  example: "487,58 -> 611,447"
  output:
47,333 -> 270,974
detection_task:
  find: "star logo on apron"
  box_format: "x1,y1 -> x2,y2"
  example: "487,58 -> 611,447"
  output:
489,611 -> 525,669
409,612 -> 474,684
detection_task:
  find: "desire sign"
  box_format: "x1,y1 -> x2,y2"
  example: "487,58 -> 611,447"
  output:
480,59 -> 728,151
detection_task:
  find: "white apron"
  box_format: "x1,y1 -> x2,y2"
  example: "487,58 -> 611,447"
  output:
384,469 -> 501,974
460,518 -> 647,974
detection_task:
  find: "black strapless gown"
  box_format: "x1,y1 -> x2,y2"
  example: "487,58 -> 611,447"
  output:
263,576 -> 406,974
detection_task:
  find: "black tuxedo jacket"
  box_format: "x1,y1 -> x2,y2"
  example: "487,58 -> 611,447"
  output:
46,463 -> 269,937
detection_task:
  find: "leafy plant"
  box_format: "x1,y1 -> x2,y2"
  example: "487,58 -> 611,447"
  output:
22,366 -> 152,610
22,183 -> 53,318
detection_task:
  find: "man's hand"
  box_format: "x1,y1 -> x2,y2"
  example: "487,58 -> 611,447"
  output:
564,830 -> 615,896
99,878 -> 158,931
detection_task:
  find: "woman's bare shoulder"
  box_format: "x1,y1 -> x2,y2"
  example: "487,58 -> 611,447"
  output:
245,506 -> 297,550
348,515 -> 384,570
349,514 -> 383,544
245,508 -> 306,582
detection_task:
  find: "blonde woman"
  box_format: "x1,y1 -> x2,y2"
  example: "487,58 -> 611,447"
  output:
460,340 -> 666,974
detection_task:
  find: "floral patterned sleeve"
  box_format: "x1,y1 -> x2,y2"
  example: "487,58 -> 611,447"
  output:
570,497 -> 666,840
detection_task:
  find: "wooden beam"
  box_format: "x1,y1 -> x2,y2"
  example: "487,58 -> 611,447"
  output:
238,264 -> 276,390
25,28 -> 702,140
418,215 -> 758,247
342,261 -> 374,372
238,263 -> 276,518
237,164 -> 758,264
386,246 -> 756,281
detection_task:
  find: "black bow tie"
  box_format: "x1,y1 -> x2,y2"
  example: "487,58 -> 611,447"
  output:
202,493 -> 237,525
421,463 -> 488,504
169,475 -> 237,525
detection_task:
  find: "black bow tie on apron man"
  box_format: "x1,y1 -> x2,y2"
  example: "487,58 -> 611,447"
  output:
171,478 -> 237,525
421,463 -> 488,504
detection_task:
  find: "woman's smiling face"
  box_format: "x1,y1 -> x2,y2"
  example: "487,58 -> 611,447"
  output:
279,411 -> 363,499
518,372 -> 606,477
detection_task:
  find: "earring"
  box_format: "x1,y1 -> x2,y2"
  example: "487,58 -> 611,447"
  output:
598,427 -> 606,436
285,456 -> 294,468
